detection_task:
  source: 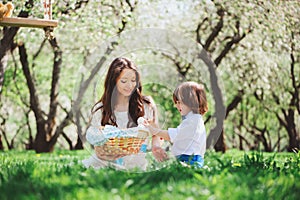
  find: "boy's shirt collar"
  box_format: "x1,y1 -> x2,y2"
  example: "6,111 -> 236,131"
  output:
182,111 -> 194,120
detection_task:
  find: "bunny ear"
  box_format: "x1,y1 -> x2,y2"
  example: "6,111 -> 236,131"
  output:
137,117 -> 146,125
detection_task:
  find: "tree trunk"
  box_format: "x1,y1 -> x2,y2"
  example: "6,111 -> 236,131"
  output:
196,3 -> 249,152
33,128 -> 54,153
199,49 -> 226,150
286,111 -> 299,152
74,137 -> 83,150
18,40 -> 60,153
34,123 -> 54,153
0,135 -> 3,150
238,134 -> 243,150
214,129 -> 226,153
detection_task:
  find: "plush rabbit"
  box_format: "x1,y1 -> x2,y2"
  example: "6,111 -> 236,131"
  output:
0,2 -> 14,20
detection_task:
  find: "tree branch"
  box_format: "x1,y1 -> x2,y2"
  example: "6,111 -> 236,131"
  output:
203,9 -> 224,50
33,39 -> 47,64
60,0 -> 89,15
225,89 -> 243,118
0,0 -> 34,96
46,37 -> 62,136
196,17 -> 208,45
275,112 -> 287,129
61,131 -> 73,150
236,132 -> 252,150
125,0 -> 138,12
11,49 -> 30,107
214,20 -> 252,67
214,32 -> 246,67
290,31 -> 300,115
118,1 -> 138,34
161,52 -> 190,77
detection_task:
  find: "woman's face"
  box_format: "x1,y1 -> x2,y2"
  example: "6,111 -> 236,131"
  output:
116,69 -> 137,97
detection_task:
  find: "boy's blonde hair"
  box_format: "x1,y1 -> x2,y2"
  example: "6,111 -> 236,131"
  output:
173,81 -> 208,115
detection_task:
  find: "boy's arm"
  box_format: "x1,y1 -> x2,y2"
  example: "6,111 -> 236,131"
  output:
153,129 -> 170,141
144,118 -> 168,162
145,122 -> 171,141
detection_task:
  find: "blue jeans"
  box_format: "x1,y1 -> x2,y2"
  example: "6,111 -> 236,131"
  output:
176,154 -> 204,168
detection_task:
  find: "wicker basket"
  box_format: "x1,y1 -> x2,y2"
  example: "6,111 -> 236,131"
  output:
94,129 -> 148,161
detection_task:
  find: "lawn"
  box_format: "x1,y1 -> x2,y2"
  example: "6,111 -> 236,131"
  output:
0,149 -> 299,200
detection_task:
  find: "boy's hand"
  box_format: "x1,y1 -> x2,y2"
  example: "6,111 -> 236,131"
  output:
143,120 -> 160,135
152,145 -> 169,162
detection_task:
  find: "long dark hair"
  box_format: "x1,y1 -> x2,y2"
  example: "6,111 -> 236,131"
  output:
93,57 -> 149,127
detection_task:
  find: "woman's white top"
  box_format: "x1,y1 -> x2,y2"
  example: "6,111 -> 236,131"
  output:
86,97 -> 157,147
82,98 -> 157,170
89,100 -> 157,129
89,104 -> 129,129
167,111 -> 206,158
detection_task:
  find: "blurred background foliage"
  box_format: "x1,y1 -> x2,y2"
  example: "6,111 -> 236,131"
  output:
0,0 -> 299,153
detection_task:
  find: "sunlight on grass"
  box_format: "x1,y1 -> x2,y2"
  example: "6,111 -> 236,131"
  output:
0,149 -> 299,200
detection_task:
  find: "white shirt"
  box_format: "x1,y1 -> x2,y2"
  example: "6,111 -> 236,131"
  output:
83,97 -> 158,169
168,111 -> 206,158
89,100 -> 157,129
86,98 -> 157,146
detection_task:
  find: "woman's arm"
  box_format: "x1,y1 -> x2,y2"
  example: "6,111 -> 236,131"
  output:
86,104 -> 103,143
89,103 -> 103,128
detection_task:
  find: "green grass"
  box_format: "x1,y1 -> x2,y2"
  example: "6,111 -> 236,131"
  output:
0,149 -> 299,200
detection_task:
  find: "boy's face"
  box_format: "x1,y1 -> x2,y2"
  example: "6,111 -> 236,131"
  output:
175,100 -> 191,116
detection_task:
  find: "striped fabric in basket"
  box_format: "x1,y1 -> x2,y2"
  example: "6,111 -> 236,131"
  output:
86,125 -> 149,159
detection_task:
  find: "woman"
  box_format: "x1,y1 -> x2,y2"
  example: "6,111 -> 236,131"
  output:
83,57 -> 167,169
